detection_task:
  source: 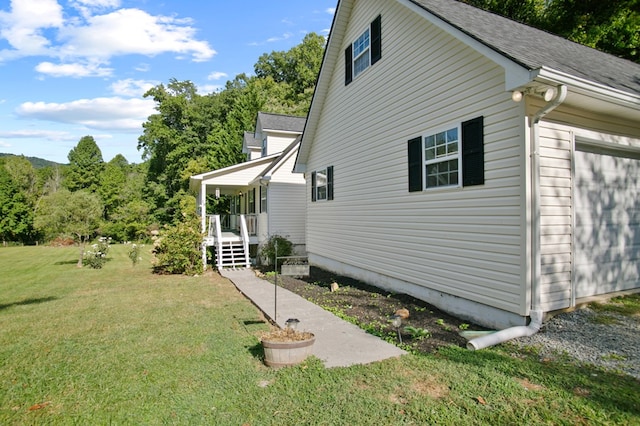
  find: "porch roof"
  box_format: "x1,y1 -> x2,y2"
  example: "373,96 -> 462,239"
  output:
189,154 -> 278,193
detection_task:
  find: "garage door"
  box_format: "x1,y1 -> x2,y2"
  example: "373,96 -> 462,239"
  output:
574,142 -> 640,299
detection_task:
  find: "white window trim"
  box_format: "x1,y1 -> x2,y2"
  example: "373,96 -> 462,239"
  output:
423,123 -> 462,191
352,28 -> 370,79
315,168 -> 328,201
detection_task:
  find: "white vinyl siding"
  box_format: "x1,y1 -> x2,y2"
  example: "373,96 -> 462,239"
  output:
269,183 -> 306,245
537,123 -> 573,311
264,133 -> 299,156
305,0 -> 526,315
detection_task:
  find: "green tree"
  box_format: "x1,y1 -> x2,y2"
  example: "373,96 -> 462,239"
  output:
254,32 -> 326,110
0,163 -> 33,244
35,189 -> 104,267
65,136 -> 105,192
461,0 -> 639,63
543,0 -> 639,63
99,157 -> 127,220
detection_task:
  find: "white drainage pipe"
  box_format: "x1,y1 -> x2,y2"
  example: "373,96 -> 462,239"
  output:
467,310 -> 543,351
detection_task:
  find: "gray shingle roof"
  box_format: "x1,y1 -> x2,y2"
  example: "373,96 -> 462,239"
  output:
243,131 -> 260,149
258,112 -> 306,133
411,0 -> 640,94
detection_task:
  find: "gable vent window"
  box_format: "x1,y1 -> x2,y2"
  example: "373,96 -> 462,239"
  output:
408,116 -> 484,192
345,15 -> 381,85
311,166 -> 334,202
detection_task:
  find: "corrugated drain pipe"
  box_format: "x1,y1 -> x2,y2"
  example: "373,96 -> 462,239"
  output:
468,85 -> 567,351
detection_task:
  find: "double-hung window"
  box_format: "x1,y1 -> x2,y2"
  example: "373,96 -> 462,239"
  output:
424,127 -> 460,188
353,29 -> 370,78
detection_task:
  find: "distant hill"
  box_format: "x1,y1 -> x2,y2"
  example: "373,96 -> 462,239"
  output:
0,153 -> 65,169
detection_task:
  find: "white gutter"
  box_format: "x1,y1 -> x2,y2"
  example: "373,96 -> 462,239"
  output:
468,85 -> 567,351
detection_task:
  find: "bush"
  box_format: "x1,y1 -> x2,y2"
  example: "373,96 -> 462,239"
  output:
84,237 -> 111,269
128,243 -> 142,266
152,196 -> 203,275
259,234 -> 293,266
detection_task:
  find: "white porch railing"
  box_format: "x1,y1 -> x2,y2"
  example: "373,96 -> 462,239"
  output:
206,214 -> 257,237
239,214 -> 251,267
203,214 -> 251,270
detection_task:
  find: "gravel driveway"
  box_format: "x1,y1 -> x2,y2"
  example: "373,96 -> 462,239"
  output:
515,307 -> 640,379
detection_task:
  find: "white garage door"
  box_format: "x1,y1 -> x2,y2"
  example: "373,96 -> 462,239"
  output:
574,142 -> 640,299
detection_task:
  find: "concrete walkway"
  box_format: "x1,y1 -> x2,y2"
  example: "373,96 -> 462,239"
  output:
220,269 -> 406,368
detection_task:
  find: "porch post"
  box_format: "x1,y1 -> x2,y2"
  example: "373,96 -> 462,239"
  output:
201,182 -> 207,270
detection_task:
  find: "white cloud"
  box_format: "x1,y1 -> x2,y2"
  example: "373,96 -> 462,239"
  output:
0,140 -> 11,147
110,79 -> 158,97
0,0 -> 63,57
250,32 -> 293,46
0,129 -> 71,140
15,97 -> 156,132
207,71 -> 228,81
0,1 -> 216,65
326,8 -> 336,15
58,8 -> 215,62
35,60 -> 113,77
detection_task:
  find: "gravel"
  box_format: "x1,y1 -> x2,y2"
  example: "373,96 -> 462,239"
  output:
514,308 -> 640,379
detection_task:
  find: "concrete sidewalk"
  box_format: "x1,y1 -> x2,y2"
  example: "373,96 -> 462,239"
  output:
220,269 -> 406,368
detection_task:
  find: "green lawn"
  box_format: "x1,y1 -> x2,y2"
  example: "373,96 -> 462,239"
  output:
1,245 -> 638,425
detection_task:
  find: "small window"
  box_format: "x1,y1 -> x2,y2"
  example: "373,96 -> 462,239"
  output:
261,138 -> 267,156
248,188 -> 255,213
260,186 -> 267,213
311,166 -> 334,202
345,15 -> 381,85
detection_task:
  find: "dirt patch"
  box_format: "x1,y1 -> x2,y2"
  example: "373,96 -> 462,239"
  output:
263,266 -> 488,354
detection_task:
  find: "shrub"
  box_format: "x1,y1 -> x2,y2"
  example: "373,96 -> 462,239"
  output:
152,196 -> 203,275
259,234 -> 293,266
128,243 -> 142,266
84,237 -> 111,269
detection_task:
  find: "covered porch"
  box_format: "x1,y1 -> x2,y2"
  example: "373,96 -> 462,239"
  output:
190,155 -> 275,270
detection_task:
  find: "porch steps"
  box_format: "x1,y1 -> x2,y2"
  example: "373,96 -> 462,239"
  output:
217,240 -> 249,269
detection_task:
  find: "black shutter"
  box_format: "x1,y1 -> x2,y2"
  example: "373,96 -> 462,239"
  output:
327,166 -> 334,200
408,136 -> 422,192
462,116 -> 484,186
344,45 -> 353,86
311,171 -> 317,202
371,15 -> 382,65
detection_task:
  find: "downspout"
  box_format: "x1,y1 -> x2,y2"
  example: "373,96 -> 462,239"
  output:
468,85 -> 567,351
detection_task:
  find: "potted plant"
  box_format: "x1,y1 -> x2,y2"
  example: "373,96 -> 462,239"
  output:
260,320 -> 315,368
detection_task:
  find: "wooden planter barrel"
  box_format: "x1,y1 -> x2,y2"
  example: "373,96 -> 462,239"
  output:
261,335 -> 315,368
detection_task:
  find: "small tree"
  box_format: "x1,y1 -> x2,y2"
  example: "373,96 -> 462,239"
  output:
34,189 -> 103,267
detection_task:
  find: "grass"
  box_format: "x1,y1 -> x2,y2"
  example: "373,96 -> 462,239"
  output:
1,245 -> 639,425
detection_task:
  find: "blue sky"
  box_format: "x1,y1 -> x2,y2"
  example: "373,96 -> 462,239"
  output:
0,0 -> 336,164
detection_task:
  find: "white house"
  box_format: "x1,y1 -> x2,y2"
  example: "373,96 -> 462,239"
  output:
191,112 -> 306,270
294,0 -> 640,332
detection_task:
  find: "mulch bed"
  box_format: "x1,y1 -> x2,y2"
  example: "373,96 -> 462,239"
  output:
261,266 -> 488,353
